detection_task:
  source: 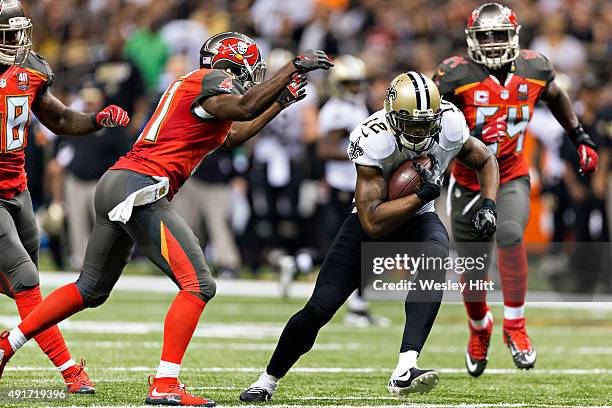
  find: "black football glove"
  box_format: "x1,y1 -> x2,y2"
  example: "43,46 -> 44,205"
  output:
414,156 -> 442,203
293,49 -> 333,73
277,74 -> 308,108
471,198 -> 497,239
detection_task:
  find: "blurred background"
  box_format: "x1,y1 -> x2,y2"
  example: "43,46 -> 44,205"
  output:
22,0 -> 612,294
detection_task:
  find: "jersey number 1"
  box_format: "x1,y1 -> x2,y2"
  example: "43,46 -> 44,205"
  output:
142,80 -> 183,143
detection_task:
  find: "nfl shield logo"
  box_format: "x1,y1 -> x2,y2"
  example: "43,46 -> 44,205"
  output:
500,90 -> 510,100
0,79 -> 6,88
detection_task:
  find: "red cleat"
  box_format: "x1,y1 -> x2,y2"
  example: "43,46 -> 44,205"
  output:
63,359 -> 95,394
146,376 -> 215,406
503,317 -> 536,369
465,311 -> 493,377
0,330 -> 15,380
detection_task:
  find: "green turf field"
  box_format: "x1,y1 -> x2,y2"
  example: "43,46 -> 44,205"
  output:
0,289 -> 611,407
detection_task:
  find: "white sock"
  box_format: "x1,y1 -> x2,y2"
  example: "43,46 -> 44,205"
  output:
155,360 -> 180,379
504,305 -> 525,320
7,328 -> 27,352
392,350 -> 419,378
57,358 -> 76,372
252,371 -> 279,393
470,311 -> 492,329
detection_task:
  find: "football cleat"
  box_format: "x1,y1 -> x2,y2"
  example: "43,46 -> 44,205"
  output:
239,386 -> 273,403
146,376 -> 215,406
503,318 -> 536,369
64,359 -> 95,394
0,330 -> 15,380
465,311 -> 493,377
388,367 -> 439,396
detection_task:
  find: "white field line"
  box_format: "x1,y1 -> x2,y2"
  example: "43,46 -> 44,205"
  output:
5,366 -> 612,375
36,272 -> 612,307
14,339 -> 612,355
2,315 -> 612,341
41,404 -> 612,408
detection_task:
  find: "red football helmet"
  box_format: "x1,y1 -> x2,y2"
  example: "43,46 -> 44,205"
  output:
466,3 -> 521,69
200,32 -> 266,90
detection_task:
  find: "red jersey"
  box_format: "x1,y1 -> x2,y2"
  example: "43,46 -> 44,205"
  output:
112,68 -> 244,199
0,52 -> 53,199
434,50 -> 555,190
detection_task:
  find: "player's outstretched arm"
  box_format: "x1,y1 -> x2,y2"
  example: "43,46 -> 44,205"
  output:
355,165 -> 424,238
202,49 -> 332,122
456,136 -> 500,238
225,74 -> 308,148
541,79 -> 598,174
33,89 -> 129,136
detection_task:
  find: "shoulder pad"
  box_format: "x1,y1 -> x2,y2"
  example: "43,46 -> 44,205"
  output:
514,49 -> 555,84
349,111 -> 396,162
22,51 -> 54,85
434,55 -> 487,96
439,101 -> 469,149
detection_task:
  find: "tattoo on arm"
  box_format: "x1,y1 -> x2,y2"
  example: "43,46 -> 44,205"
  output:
456,137 -> 499,201
32,89 -> 99,136
355,164 -> 423,238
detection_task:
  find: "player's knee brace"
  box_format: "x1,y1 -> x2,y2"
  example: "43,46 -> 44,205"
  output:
9,257 -> 39,296
496,221 -> 523,247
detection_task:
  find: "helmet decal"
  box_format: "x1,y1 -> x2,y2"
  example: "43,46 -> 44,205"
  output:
212,37 -> 260,69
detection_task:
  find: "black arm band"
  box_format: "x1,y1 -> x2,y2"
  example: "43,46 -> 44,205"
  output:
481,198 -> 496,210
91,113 -> 103,130
568,125 -> 597,150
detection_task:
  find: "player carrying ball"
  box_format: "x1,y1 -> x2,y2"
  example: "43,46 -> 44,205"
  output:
240,72 -> 500,400
0,0 -> 129,393
0,31 -> 332,406
433,3 -> 599,377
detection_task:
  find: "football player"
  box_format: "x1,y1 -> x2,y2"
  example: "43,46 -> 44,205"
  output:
240,72 -> 499,401
0,31 -> 332,406
317,54 -> 389,327
0,0 -> 129,393
433,2 -> 599,376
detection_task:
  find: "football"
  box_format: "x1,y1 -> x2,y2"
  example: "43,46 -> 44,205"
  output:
387,156 -> 433,200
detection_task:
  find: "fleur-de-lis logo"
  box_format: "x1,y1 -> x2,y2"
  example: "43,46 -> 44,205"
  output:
348,139 -> 364,160
386,83 -> 397,101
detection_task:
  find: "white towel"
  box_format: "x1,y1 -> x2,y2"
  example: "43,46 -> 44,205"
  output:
108,177 -> 170,224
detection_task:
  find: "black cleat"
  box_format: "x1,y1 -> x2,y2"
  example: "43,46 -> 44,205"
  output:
388,367 -> 439,396
239,386 -> 273,403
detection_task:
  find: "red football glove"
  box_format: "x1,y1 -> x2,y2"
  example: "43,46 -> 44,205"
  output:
96,105 -> 130,128
480,115 -> 507,144
577,144 -> 598,175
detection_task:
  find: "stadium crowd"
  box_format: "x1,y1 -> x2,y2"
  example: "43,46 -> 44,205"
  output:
22,0 -> 612,291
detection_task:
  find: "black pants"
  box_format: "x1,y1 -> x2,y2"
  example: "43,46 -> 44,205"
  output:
75,169 -> 216,307
0,189 -> 40,296
266,211 -> 449,378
